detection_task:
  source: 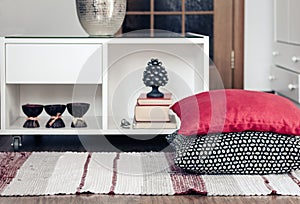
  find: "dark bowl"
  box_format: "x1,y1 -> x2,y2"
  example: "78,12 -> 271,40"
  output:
67,102 -> 90,117
44,104 -> 66,116
22,104 -> 44,117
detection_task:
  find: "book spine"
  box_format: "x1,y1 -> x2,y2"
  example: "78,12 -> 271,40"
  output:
137,102 -> 171,106
137,93 -> 172,106
132,115 -> 177,129
134,105 -> 171,122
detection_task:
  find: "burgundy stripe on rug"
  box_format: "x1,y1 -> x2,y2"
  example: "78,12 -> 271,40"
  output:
76,153 -> 92,194
170,174 -> 207,195
261,176 -> 277,195
164,152 -> 207,195
109,152 -> 120,194
288,173 -> 300,186
0,152 -> 31,193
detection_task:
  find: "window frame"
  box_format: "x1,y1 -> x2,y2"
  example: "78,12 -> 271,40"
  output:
124,0 -> 214,35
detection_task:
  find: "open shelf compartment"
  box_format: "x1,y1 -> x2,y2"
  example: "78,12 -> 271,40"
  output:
104,40 -> 209,131
3,84 -> 103,135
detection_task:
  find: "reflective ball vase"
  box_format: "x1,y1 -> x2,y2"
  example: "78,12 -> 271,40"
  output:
76,0 -> 126,36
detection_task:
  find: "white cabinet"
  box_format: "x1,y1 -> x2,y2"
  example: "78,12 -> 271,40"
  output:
270,66 -> 300,101
272,43 -> 300,73
271,0 -> 300,102
0,35 -> 209,140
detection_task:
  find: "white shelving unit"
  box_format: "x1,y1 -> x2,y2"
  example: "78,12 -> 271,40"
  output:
0,34 -> 209,150
270,0 -> 300,102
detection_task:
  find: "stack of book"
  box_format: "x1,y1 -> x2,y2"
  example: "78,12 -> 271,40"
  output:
133,93 -> 177,129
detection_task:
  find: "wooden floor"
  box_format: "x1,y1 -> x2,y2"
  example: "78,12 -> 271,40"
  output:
0,194 -> 299,204
0,135 -> 300,203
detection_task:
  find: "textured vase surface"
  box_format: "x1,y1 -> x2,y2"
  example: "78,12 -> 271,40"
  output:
76,0 -> 126,36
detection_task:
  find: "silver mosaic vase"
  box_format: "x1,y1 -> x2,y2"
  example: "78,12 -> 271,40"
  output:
76,0 -> 126,36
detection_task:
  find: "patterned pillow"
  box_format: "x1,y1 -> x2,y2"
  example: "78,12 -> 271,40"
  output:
166,131 -> 300,175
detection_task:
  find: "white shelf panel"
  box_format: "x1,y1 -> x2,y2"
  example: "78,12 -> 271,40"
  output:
5,116 -> 102,135
106,116 -> 177,135
102,129 -> 176,135
107,37 -> 207,45
1,116 -> 176,136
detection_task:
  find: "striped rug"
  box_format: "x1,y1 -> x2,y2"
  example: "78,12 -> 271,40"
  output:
1,152 -> 300,196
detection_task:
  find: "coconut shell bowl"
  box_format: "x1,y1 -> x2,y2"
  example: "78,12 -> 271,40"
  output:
22,104 -> 44,128
66,102 -> 90,128
44,104 -> 66,128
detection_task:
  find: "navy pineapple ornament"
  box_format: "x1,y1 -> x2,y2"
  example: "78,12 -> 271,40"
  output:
143,58 -> 168,98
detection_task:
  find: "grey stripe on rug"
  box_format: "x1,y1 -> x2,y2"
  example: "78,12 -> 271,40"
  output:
1,152 -> 300,196
113,152 -> 174,195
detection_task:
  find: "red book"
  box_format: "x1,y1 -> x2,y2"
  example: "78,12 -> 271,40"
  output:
137,93 -> 173,106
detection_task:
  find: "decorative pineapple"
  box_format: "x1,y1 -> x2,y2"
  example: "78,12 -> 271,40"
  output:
142,58 -> 168,98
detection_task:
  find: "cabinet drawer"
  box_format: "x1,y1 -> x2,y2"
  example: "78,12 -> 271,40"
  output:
273,43 -> 300,72
270,66 -> 300,102
6,43 -> 102,84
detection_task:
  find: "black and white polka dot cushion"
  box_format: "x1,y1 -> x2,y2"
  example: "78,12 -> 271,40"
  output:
166,131 -> 300,175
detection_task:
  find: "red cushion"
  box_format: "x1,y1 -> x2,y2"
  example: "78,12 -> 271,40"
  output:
171,89 -> 300,136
